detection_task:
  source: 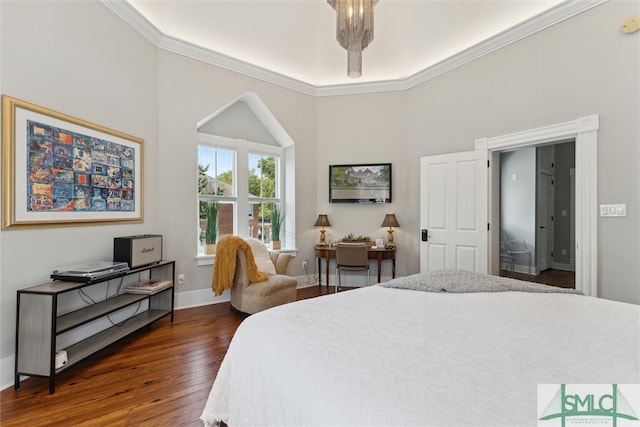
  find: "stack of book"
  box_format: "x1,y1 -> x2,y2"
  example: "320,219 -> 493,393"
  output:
125,279 -> 172,295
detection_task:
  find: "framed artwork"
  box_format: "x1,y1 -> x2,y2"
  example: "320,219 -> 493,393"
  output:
329,163 -> 392,203
2,95 -> 144,229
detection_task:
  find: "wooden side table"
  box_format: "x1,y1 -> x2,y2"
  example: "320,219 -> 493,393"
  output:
314,245 -> 396,293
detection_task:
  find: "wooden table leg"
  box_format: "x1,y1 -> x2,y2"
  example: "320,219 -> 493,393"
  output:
325,254 -> 330,293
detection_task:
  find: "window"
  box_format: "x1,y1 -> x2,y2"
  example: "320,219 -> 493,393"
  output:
248,152 -> 280,244
198,135 -> 285,255
198,145 -> 235,254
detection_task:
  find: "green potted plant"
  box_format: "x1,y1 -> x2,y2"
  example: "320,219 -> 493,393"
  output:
205,200 -> 218,254
271,206 -> 283,250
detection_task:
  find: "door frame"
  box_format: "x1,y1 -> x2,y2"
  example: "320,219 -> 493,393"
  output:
477,114 -> 599,297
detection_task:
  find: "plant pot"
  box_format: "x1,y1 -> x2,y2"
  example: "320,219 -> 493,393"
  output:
206,243 -> 217,255
272,240 -> 281,250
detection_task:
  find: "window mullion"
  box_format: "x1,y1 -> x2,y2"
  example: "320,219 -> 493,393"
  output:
236,141 -> 249,238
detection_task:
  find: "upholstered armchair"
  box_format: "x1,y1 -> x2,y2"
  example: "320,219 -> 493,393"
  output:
230,239 -> 297,314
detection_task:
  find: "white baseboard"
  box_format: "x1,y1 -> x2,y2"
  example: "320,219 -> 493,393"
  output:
175,287 -> 230,309
552,262 -> 575,272
175,275 -> 312,310
1,355 -> 16,392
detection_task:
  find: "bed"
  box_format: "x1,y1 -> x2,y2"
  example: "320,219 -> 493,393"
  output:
201,270 -> 639,426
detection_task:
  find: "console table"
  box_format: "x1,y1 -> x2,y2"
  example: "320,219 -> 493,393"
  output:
15,260 -> 175,394
314,245 -> 396,292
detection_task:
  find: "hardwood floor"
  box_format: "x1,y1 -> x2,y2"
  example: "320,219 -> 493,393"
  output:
500,268 -> 576,289
0,286 -> 326,427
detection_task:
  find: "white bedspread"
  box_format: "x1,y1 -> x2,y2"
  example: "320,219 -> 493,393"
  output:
201,285 -> 639,426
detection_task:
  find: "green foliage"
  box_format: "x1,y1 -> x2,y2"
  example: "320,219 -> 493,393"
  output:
341,233 -> 371,242
199,163 -> 224,218
270,205 -> 283,241
217,170 -> 233,186
198,164 -> 210,194
331,167 -> 348,186
249,156 -> 276,197
205,200 -> 218,244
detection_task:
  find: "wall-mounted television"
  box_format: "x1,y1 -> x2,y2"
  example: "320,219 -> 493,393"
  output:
329,163 -> 392,204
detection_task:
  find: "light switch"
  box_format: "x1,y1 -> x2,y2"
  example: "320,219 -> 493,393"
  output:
511,173 -> 518,181
600,203 -> 627,217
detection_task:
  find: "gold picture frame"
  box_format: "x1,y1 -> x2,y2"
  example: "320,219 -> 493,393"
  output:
2,95 -> 144,229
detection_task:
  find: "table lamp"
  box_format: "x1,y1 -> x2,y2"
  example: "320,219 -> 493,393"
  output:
314,214 -> 331,247
381,213 -> 400,248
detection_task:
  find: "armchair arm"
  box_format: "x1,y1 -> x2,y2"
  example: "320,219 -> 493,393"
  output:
269,251 -> 291,275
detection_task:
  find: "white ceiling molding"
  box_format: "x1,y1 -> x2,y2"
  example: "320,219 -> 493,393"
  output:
101,0 -> 607,98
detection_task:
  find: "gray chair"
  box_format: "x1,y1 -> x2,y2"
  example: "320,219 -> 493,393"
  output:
335,243 -> 369,292
500,240 -> 516,276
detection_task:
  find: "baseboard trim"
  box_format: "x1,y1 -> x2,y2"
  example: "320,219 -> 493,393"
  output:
175,275 -> 312,310
552,262 -> 575,272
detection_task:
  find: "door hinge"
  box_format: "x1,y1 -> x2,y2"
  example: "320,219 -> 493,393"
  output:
487,160 -> 490,168
487,223 -> 490,231
551,251 -> 554,257
551,216 -> 554,221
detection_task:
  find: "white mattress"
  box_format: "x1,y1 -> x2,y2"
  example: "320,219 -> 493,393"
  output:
201,284 -> 639,426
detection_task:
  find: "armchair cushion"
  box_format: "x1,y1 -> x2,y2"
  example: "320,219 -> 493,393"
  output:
270,251 -> 292,275
246,238 -> 277,275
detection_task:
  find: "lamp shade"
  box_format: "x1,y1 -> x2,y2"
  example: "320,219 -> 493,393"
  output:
381,214 -> 400,228
314,214 -> 331,227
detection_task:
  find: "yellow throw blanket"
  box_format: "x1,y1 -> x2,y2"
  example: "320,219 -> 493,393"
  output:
212,235 -> 269,296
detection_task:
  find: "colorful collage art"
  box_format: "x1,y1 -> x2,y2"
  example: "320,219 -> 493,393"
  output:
27,120 -> 136,212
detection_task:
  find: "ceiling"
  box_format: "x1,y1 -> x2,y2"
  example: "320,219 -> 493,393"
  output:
125,0 -> 567,88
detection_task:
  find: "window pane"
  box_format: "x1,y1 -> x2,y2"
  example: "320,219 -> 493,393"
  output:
217,201 -> 235,238
248,153 -> 277,198
199,201 -> 235,251
199,146 -> 235,196
248,201 -> 280,243
198,145 -> 236,254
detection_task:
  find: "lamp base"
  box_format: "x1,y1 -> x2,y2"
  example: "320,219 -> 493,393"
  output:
385,243 -> 396,249
317,241 -> 328,247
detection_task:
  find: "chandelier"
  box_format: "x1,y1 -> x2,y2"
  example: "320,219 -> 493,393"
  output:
328,0 -> 379,78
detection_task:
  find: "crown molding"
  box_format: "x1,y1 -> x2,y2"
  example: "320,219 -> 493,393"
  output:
101,0 -> 163,45
402,0 -> 608,90
102,0 -> 607,97
157,35 -> 318,96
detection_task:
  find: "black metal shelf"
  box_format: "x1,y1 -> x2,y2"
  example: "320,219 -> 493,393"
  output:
15,260 -> 175,394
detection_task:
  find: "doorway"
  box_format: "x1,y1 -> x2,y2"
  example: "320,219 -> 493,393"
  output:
498,141 -> 576,288
419,114 -> 598,296
485,114 -> 599,297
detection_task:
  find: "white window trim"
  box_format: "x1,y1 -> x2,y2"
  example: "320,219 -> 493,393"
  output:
197,133 -> 295,265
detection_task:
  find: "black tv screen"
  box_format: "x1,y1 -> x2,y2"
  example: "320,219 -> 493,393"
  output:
329,163 -> 392,204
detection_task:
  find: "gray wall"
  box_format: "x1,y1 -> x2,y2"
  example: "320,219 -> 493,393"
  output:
1,0 -> 638,388
0,0 -> 159,373
405,0 -> 639,303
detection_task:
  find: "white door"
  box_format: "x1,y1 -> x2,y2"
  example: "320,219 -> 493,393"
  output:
420,150 -> 488,273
